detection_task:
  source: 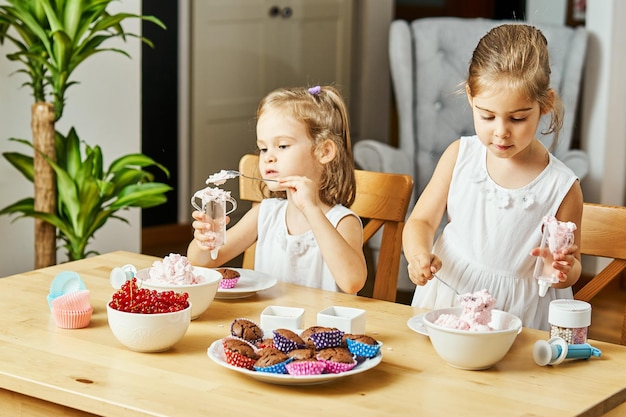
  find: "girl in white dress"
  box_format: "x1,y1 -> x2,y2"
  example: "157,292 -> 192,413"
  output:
187,86 -> 367,294
403,24 -> 584,330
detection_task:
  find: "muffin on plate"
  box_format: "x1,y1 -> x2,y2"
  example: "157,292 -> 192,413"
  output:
217,268 -> 241,289
287,347 -> 316,361
316,347 -> 357,374
272,328 -> 306,353
344,334 -> 381,358
254,347 -> 293,374
230,318 -> 264,344
285,359 -> 326,376
222,338 -> 259,370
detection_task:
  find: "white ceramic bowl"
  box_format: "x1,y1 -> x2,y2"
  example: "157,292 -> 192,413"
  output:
260,306 -> 305,332
136,266 -> 222,320
107,303 -> 192,352
422,307 -> 523,370
317,306 -> 366,334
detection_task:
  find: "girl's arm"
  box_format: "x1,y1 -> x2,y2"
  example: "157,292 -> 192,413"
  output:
403,140 -> 459,286
281,176 -> 367,294
186,204 -> 260,268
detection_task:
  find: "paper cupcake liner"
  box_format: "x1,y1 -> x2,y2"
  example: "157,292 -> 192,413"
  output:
272,330 -> 306,353
317,358 -> 357,374
219,277 -> 240,289
254,357 -> 293,374
346,338 -> 381,358
52,306 -> 93,329
286,360 -> 326,376
309,329 -> 344,349
51,290 -> 91,311
221,338 -> 258,370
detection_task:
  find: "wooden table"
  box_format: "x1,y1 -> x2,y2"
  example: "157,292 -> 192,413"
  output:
1,251 -> 625,417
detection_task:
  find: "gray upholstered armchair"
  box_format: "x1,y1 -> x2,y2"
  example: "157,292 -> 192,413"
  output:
355,17 -> 589,296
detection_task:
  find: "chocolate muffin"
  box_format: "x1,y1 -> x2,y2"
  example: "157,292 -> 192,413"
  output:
217,268 -> 241,279
343,334 -> 378,346
222,338 -> 258,360
255,347 -> 289,368
287,347 -> 316,360
316,347 -> 357,374
230,318 -> 264,342
272,328 -> 306,353
316,347 -> 354,363
301,326 -> 334,342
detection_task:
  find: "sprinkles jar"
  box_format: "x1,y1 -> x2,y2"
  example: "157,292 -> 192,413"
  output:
548,300 -> 592,344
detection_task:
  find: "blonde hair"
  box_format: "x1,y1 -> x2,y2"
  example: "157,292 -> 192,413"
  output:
466,24 -> 564,149
256,85 -> 356,207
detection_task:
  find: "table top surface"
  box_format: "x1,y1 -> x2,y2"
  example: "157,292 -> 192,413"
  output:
1,251 -> 625,417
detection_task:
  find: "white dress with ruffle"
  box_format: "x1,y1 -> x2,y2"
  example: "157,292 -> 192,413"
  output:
255,198 -> 360,293
411,136 -> 578,330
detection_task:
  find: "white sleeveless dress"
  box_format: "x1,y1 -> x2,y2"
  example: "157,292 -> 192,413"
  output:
255,198 -> 360,293
411,136 -> 578,330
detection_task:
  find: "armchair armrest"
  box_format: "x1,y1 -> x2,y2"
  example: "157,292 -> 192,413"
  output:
353,139 -> 413,177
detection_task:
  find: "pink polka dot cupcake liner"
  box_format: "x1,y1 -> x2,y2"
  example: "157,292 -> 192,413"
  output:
309,329 -> 344,349
286,360 -> 326,376
219,277 -> 240,289
346,338 -> 381,358
254,357 -> 294,374
317,357 -> 357,374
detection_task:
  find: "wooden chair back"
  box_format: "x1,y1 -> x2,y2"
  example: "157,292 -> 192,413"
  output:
238,154 -> 414,302
575,203 -> 626,345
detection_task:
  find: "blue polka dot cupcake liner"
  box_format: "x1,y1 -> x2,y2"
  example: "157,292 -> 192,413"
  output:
346,338 -> 381,358
309,329 -> 344,349
254,357 -> 294,374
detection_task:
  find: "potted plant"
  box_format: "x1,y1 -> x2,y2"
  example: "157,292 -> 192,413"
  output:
0,0 -> 171,265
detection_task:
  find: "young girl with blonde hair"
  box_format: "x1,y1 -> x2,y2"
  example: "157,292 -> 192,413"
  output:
403,24 -> 583,330
188,85 -> 367,294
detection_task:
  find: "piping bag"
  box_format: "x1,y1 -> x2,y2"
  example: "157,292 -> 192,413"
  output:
533,337 -> 602,366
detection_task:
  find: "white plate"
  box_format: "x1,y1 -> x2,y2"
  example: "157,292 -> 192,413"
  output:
407,313 -> 429,336
207,340 -> 382,385
215,268 -> 277,299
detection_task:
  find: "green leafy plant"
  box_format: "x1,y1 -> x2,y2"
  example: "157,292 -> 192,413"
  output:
1,128 -> 171,261
0,0 -> 169,265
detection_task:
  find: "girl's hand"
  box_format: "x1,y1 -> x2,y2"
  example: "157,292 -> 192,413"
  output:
407,253 -> 442,286
278,176 -> 320,212
530,244 -> 578,282
191,210 -> 230,251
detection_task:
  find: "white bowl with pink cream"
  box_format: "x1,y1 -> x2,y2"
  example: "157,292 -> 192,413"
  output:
136,266 -> 221,320
423,307 -> 522,370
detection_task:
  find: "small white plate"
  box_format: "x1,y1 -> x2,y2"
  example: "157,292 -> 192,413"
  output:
207,339 -> 382,385
215,268 -> 277,299
407,313 -> 429,336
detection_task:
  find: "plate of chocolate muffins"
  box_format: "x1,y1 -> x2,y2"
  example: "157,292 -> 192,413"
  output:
207,318 -> 383,385
207,340 -> 382,385
214,268 -> 277,299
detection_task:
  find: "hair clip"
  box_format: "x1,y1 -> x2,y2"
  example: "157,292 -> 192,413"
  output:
308,86 -> 321,95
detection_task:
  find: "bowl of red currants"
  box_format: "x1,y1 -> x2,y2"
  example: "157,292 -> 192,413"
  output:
136,266 -> 222,320
107,278 -> 192,352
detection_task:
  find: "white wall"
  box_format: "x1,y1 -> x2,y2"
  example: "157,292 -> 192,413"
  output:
0,1 -> 142,276
579,0 -> 626,206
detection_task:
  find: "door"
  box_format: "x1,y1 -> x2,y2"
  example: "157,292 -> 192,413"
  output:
190,0 -> 353,207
